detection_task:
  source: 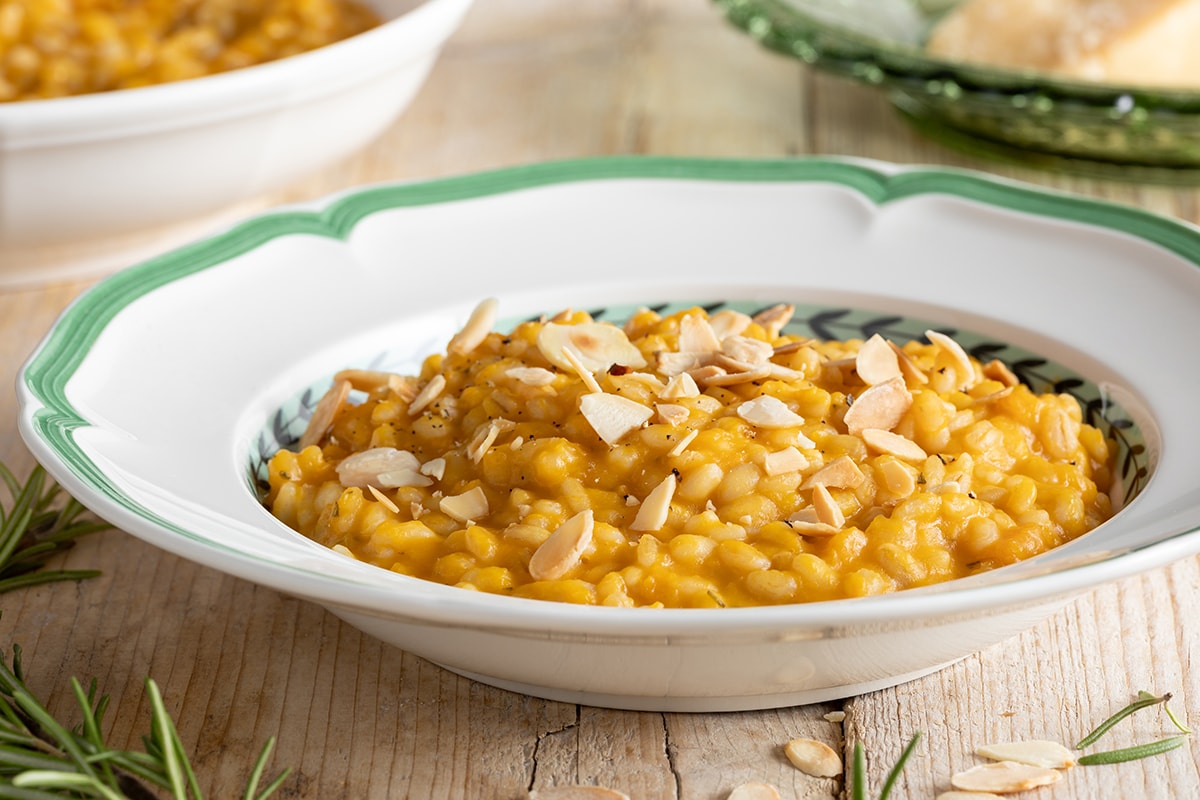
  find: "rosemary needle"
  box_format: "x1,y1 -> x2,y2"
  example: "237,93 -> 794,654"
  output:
1077,735 -> 1190,766
1076,692 -> 1174,749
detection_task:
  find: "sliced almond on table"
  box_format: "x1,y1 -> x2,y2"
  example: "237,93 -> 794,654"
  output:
447,297 -> 498,356
580,393 -> 654,445
861,428 -> 927,462
300,378 -> 351,449
726,781 -> 780,800
936,793 -> 1005,800
408,373 -> 447,416
537,321 -> 647,373
975,740 -> 1076,769
631,474 -> 677,531
843,376 -> 912,435
439,486 -> 489,523
823,710 -> 846,723
528,786 -> 630,800
856,333 -> 902,385
528,509 -> 594,580
926,329 -> 976,389
800,455 -> 865,490
784,737 -> 843,777
951,761 -> 1062,793
736,395 -> 806,429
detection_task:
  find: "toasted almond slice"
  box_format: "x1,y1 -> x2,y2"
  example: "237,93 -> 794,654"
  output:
408,373 -> 447,416
538,321 -> 647,373
679,312 -> 723,354
619,371 -> 667,394
702,364 -> 774,386
801,455 -> 866,490
856,334 -> 902,385
950,762 -> 1062,794
580,393 -> 654,445
708,309 -> 753,340
737,395 -> 806,429
974,386 -> 1015,404
975,740 -> 1076,769
936,793 -> 1006,800
877,458 -> 917,496
656,403 -> 690,426
631,474 -> 677,531
888,340 -> 929,385
419,457 -> 446,480
467,418 -> 517,463
506,366 -> 558,386
861,428 -> 927,462
726,782 -> 780,800
528,785 -> 630,800
811,483 -> 845,528
332,368 -> 402,393
367,484 -> 400,514
336,447 -> 425,488
668,429 -> 698,457
766,362 -> 805,381
687,364 -> 729,384
721,335 -> 774,366
561,346 -> 604,394
982,359 -> 1020,387
693,395 -> 723,414
772,339 -> 809,356
752,304 -> 794,339
439,486 -> 489,522
549,308 -> 574,323
299,378 -> 352,449
784,737 -> 843,777
528,509 -> 594,580
763,446 -> 808,477
656,350 -> 709,377
843,376 -> 912,435
660,372 -> 700,399
926,329 -> 975,389
447,297 -> 498,356
788,520 -> 843,536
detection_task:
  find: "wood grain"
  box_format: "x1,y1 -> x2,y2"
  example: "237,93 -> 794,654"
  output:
4,1 -> 1199,798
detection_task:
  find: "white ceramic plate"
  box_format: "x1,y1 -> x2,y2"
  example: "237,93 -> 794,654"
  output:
18,157 -> 1200,711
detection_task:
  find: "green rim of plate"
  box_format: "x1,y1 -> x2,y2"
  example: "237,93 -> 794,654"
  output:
22,156 -> 1198,564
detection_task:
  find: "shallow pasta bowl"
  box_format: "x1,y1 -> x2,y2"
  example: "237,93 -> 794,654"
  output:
0,0 -> 474,286
17,157 -> 1200,712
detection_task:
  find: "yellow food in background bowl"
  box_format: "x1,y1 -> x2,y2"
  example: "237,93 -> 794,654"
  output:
265,299 -> 1115,609
0,0 -> 380,101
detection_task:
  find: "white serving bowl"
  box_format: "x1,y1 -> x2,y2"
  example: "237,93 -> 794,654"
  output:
18,157 -> 1200,712
0,0 -> 474,286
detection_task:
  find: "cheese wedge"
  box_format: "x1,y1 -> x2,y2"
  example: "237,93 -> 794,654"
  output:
925,0 -> 1200,87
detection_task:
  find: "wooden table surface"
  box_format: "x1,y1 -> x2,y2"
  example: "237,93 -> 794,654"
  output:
5,2 -> 1200,798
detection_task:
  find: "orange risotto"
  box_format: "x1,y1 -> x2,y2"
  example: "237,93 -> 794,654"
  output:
264,300 -> 1115,608
0,0 -> 379,101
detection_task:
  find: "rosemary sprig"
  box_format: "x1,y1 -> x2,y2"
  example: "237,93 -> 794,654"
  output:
1076,690 -> 1192,768
850,732 -> 921,800
0,464 -> 108,593
0,644 -> 291,799
1077,735 -> 1190,766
